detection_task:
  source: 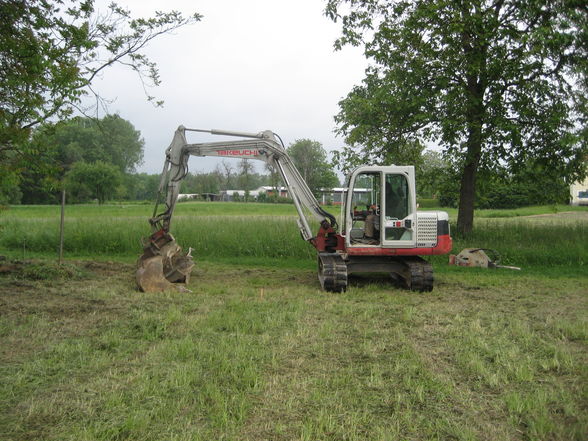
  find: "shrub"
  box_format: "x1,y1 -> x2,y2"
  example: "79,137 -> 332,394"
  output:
437,168 -> 571,209
256,192 -> 268,203
18,261 -> 87,280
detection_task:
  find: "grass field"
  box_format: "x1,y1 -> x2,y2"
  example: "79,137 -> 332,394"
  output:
0,202 -> 587,440
1,202 -> 587,266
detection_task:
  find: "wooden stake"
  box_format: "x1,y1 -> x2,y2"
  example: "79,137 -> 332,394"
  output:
58,189 -> 65,265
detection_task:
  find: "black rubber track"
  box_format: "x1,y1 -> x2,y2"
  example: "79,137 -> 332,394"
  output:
404,257 -> 434,292
318,253 -> 348,292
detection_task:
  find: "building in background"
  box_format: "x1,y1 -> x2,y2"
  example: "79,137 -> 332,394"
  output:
220,186 -> 288,201
570,175 -> 588,206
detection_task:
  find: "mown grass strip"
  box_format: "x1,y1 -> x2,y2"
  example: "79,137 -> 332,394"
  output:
3,201 -> 585,221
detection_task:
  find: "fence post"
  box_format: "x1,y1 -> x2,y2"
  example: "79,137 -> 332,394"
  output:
58,189 -> 65,265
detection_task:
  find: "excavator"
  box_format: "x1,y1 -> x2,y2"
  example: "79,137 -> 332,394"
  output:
136,126 -> 452,293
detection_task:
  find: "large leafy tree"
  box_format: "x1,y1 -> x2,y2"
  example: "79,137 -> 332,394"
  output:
42,115 -> 144,173
0,0 -> 200,184
326,0 -> 587,233
18,115 -> 144,204
287,139 -> 340,195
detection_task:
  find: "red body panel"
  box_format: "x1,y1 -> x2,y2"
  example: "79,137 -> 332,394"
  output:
344,234 -> 452,256
312,224 -> 345,252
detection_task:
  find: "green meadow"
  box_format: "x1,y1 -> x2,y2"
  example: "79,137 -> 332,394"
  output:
1,202 -> 586,267
0,202 -> 587,440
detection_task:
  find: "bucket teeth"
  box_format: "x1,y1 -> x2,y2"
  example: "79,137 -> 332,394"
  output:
136,232 -> 194,292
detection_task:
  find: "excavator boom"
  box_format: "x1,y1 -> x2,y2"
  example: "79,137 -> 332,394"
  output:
137,126 -> 336,292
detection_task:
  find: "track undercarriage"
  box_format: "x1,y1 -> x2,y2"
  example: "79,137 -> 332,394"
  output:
318,253 -> 434,293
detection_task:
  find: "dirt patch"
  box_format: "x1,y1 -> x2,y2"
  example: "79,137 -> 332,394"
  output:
0,263 -> 20,274
0,259 -> 133,320
0,258 -> 132,280
0,259 -> 135,366
82,260 -> 133,276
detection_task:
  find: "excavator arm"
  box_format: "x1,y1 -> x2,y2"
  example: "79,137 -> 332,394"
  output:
136,126 -> 338,292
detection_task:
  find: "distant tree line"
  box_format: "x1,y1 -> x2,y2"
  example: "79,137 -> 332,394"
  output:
427,156 -> 571,209
0,117 -> 343,205
335,139 -> 571,210
410,148 -> 570,209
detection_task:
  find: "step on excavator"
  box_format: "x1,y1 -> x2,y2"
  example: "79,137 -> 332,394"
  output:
136,126 -> 452,293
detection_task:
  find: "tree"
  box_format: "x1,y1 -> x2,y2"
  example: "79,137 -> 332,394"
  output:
436,159 -> 572,208
217,161 -> 235,190
122,173 -> 160,201
181,171 -> 222,195
326,0 -> 587,233
265,162 -> 282,195
65,161 -> 122,204
0,171 -> 22,205
95,115 -> 144,173
0,0 -> 200,187
39,115 -> 144,173
333,138 -> 426,174
237,159 -> 255,202
418,151 -> 450,198
287,139 -> 339,195
16,115 -> 144,204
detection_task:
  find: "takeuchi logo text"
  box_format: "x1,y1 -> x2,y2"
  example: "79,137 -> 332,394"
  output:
217,149 -> 259,156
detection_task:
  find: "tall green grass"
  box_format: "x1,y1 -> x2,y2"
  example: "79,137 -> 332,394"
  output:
447,219 -> 588,267
0,216 -> 316,260
3,201 -> 585,225
1,214 -> 586,268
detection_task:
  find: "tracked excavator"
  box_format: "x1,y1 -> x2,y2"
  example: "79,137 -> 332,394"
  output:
136,126 -> 452,293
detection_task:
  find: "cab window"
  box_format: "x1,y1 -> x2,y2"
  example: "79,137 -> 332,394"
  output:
384,174 -> 412,241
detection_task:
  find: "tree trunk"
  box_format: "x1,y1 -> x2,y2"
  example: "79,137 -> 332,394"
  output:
457,88 -> 484,235
456,5 -> 488,235
457,160 -> 478,234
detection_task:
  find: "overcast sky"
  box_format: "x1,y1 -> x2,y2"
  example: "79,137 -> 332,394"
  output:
90,0 -> 367,175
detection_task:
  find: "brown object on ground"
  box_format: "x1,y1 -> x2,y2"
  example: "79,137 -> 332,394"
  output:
136,232 -> 195,292
136,256 -> 175,292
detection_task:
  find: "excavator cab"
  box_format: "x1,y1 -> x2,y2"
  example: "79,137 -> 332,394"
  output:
345,166 -> 417,249
323,164 -> 446,292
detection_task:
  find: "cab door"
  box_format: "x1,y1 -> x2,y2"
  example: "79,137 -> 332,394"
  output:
344,168 -> 382,247
382,167 -> 417,248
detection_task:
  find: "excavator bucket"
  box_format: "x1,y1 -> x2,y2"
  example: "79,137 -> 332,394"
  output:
136,230 -> 195,292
